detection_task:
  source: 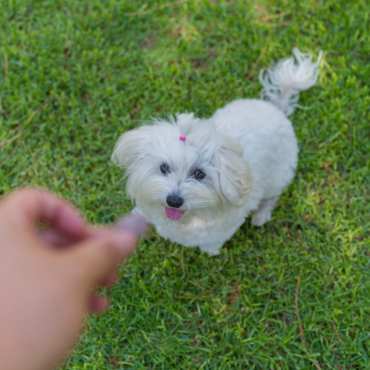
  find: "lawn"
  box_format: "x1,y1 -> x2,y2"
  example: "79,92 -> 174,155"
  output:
1,0 -> 370,368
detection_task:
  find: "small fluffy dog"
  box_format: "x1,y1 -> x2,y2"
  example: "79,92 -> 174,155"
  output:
112,49 -> 322,255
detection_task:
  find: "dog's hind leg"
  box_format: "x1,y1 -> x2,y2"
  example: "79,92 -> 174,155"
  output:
251,196 -> 279,227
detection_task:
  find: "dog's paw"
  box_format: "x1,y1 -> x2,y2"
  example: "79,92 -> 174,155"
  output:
199,247 -> 221,256
131,206 -> 141,215
131,207 -> 149,221
252,196 -> 279,226
251,210 -> 271,227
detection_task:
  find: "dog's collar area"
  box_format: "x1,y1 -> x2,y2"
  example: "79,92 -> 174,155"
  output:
179,136 -> 186,142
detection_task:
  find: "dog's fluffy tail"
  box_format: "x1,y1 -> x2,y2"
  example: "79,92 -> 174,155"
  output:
259,48 -> 323,116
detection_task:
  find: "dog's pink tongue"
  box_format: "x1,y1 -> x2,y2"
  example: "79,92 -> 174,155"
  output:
165,207 -> 185,220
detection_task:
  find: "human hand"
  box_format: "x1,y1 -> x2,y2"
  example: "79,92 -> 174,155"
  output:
0,188 -> 147,370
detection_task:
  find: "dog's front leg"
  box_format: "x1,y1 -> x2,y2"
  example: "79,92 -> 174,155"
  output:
131,206 -> 149,220
198,243 -> 223,256
251,196 -> 279,227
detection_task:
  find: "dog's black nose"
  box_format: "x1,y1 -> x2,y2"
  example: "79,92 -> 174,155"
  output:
166,195 -> 184,209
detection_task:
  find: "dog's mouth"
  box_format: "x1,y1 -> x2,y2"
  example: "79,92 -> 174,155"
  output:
165,207 -> 185,220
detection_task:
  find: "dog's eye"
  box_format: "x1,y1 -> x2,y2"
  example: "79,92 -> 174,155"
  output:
194,169 -> 206,180
160,164 -> 171,174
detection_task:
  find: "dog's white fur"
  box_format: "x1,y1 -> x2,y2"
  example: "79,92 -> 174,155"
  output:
112,48 -> 322,255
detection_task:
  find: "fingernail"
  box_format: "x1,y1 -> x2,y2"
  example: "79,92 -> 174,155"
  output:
116,215 -> 148,238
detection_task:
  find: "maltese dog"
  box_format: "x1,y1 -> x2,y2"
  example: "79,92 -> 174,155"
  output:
112,48 -> 322,256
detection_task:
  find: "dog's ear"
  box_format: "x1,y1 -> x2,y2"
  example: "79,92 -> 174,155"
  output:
215,138 -> 252,206
111,126 -> 150,169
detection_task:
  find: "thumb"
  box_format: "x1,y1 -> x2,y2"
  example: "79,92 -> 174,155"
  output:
66,215 -> 148,286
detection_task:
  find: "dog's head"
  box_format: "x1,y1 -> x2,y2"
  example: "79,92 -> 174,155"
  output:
112,113 -> 252,223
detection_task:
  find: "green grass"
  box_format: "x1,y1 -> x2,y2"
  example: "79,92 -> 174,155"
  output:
1,0 -> 370,368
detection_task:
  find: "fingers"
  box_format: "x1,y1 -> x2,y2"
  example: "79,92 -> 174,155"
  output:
39,229 -> 86,248
2,188 -> 148,293
68,231 -> 135,286
100,271 -> 118,286
39,227 -> 107,249
66,216 -> 148,287
88,295 -> 109,313
2,188 -> 86,240
116,215 -> 149,237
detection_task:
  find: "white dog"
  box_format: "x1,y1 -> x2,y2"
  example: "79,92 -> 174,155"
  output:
112,48 -> 322,255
